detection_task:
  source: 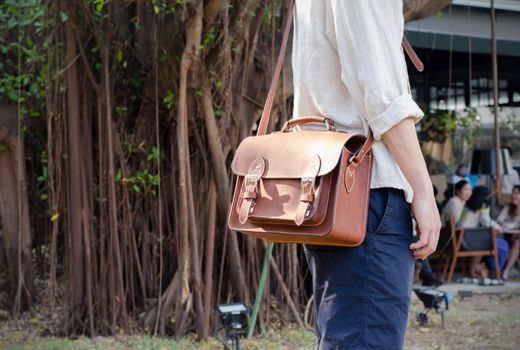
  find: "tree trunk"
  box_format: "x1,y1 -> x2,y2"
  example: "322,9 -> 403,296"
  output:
0,105 -> 34,312
64,12 -> 85,331
403,0 -> 452,22
0,0 -> 453,337
172,0 -> 203,338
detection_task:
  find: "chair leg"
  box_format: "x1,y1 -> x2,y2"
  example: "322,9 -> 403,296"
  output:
441,256 -> 449,281
462,258 -> 467,275
494,252 -> 501,280
447,254 -> 458,283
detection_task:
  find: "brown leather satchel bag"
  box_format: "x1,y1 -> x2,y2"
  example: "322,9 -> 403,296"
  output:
228,3 -> 422,247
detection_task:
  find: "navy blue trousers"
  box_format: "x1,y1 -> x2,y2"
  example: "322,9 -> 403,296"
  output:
304,188 -> 414,350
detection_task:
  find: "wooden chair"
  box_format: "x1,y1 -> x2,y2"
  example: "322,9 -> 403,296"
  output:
446,221 -> 501,283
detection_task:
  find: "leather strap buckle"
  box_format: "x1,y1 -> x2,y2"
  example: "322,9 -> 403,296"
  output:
324,118 -> 335,131
295,155 -> 321,226
243,174 -> 260,191
301,176 -> 316,196
239,157 -> 265,224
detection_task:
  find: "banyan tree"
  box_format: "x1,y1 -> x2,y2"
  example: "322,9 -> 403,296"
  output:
0,0 -> 450,338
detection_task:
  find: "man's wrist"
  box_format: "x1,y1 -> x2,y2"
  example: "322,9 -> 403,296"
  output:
412,179 -> 435,200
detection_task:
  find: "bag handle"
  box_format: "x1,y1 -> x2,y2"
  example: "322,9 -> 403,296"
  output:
256,1 -> 423,141
281,116 -> 336,132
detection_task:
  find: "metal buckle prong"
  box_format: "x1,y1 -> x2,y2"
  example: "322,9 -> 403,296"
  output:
301,176 -> 316,195
348,153 -> 360,164
243,174 -> 260,191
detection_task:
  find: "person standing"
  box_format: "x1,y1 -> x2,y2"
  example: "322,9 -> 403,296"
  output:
292,1 -> 441,349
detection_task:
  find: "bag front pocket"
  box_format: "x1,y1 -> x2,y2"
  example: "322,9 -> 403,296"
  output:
236,173 -> 333,227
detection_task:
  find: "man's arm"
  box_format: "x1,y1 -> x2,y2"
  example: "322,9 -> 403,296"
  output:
329,0 -> 441,258
382,118 -> 441,259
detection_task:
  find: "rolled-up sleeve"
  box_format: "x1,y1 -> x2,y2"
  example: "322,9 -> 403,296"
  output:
327,0 -> 424,140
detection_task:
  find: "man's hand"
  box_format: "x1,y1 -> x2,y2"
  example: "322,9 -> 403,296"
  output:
381,117 -> 442,260
409,193 -> 441,259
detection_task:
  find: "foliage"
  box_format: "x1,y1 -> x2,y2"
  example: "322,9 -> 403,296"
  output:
0,0 -> 457,340
0,0 -> 52,117
0,0 -> 300,338
418,107 -> 480,145
504,108 -> 520,135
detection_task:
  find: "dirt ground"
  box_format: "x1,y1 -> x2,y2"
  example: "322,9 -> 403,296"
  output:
405,289 -> 520,349
1,283 -> 520,349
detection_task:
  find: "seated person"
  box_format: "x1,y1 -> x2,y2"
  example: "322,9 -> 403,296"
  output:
494,185 -> 520,279
451,164 -> 470,184
459,186 -> 504,282
501,148 -> 520,194
438,183 -> 454,213
441,180 -> 472,225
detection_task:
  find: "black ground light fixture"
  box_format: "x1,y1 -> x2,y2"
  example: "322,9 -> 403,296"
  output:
413,287 -> 450,329
214,303 -> 249,350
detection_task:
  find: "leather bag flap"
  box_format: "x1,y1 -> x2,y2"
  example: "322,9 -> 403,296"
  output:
231,130 -> 364,178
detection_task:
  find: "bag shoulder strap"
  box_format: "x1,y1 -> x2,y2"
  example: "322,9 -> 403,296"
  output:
257,1 -> 423,137
257,2 -> 295,136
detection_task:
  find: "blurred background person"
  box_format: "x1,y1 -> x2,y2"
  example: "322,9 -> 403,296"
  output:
441,180 -> 473,225
494,185 -> 520,279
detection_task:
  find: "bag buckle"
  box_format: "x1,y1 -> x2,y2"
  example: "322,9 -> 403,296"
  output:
324,118 -> 335,131
301,176 -> 315,195
243,174 -> 260,191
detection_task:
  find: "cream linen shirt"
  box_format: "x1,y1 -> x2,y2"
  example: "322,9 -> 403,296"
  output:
292,0 -> 424,202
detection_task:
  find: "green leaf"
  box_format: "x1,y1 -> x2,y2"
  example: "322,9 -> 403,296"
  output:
7,90 -> 18,101
152,146 -> 160,160
40,193 -> 48,200
154,5 -> 160,14
59,11 -> 69,22
0,143 -> 8,153
115,106 -> 127,116
115,168 -> 122,182
7,17 -> 17,28
163,89 -> 175,109
117,50 -> 123,62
